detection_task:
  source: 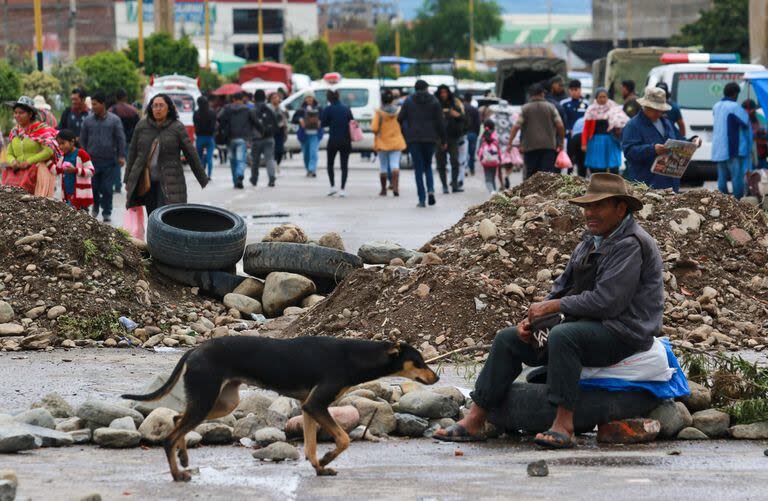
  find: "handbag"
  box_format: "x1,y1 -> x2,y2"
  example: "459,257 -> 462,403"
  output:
136,139 -> 158,197
123,206 -> 146,240
349,120 -> 364,142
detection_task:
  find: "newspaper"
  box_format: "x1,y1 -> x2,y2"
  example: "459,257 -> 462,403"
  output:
650,139 -> 701,178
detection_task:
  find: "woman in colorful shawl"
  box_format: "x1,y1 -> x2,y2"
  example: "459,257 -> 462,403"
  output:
1,96 -> 62,196
581,88 -> 629,175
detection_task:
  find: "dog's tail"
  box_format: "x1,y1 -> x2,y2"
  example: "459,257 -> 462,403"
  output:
121,349 -> 193,402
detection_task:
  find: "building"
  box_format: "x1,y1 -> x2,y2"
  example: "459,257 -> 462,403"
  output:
0,0 -> 116,61
317,0 -> 395,46
114,0 -> 319,63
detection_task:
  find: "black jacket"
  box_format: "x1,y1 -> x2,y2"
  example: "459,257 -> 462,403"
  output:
435,85 -> 466,141
217,103 -> 261,141
397,91 -> 446,144
193,106 -> 217,136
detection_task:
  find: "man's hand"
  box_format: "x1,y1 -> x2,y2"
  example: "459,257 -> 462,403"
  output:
118,157 -> 126,167
449,109 -> 461,118
517,318 -> 532,343
654,144 -> 669,156
527,299 -> 561,324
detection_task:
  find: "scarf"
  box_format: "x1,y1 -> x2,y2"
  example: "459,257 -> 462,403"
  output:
9,121 -> 62,167
584,99 -> 629,131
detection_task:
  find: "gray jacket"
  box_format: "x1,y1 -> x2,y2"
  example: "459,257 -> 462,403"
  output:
79,111 -> 126,165
548,217 -> 664,351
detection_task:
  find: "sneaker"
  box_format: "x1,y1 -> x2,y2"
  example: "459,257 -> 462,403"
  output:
102,214 -> 112,223
268,178 -> 276,187
91,207 -> 99,218
327,188 -> 337,196
311,172 -> 317,178
339,190 -> 347,198
442,186 -> 449,194
417,201 -> 426,208
428,193 -> 436,206
452,187 -> 464,193
235,181 -> 244,189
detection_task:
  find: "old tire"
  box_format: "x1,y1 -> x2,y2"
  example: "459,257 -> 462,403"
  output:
243,242 -> 363,291
488,382 -> 660,434
147,204 -> 246,270
153,263 -> 247,299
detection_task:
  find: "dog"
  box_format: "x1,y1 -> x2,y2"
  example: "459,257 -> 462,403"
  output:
122,336 -> 438,481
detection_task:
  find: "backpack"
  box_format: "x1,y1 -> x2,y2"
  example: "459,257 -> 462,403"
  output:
304,107 -> 320,130
478,139 -> 501,168
254,103 -> 278,138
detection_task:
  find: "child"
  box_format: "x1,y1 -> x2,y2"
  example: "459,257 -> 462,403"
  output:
476,120 -> 504,193
56,129 -> 94,210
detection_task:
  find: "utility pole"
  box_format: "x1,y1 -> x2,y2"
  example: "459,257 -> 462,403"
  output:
611,0 -> 619,48
67,0 -> 76,61
258,0 -> 264,62
33,0 -> 43,71
469,0 -> 475,71
626,0 -> 633,48
395,26 -> 400,76
204,0 -> 210,69
138,0 -> 144,68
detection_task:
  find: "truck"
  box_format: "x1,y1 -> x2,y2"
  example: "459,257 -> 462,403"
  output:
238,62 -> 293,93
495,57 -> 567,109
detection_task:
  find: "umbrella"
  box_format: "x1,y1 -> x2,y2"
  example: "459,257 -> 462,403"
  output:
213,83 -> 244,96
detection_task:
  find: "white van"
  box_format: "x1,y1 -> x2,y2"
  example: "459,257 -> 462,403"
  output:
281,74 -> 381,153
143,74 -> 202,141
646,60 -> 765,181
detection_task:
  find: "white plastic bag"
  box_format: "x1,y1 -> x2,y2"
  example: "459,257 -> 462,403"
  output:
581,337 -> 675,382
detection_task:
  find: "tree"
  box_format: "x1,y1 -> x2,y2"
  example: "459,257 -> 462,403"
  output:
0,61 -> 23,100
125,33 -> 199,77
331,42 -> 380,78
293,53 -> 321,80
51,63 -> 87,98
308,39 -> 332,76
670,0 -> 749,59
198,67 -> 223,93
283,38 -> 331,79
283,38 -> 306,68
21,71 -> 62,101
4,44 -> 35,74
375,22 -> 417,57
76,52 -> 142,102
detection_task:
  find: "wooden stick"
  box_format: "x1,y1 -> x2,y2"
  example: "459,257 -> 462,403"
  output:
426,344 -> 491,364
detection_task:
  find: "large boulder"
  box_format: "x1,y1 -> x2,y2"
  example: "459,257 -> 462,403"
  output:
232,278 -> 265,299
648,401 -> 692,439
93,428 -> 141,448
337,397 -> 396,436
692,409 -> 730,438
223,293 -> 263,316
392,391 -> 459,419
0,426 -> 40,453
77,400 -> 144,428
394,413 -> 429,437
679,381 -> 712,412
13,408 -> 55,429
262,224 -> 308,244
195,423 -> 233,444
262,273 -> 316,317
284,406 -> 360,439
138,408 -> 178,444
357,241 -> 417,265
729,421 -> 768,439
13,423 -> 74,446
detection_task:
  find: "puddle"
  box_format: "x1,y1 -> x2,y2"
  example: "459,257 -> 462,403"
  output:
196,466 -> 301,498
249,213 -> 292,219
550,456 -> 667,467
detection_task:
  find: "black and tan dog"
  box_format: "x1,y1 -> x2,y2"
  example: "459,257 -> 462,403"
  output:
122,336 -> 438,481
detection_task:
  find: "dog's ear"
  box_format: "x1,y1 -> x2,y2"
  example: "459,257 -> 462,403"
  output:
387,340 -> 402,356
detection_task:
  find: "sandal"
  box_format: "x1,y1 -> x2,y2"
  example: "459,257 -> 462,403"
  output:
534,429 -> 575,449
433,423 -> 486,443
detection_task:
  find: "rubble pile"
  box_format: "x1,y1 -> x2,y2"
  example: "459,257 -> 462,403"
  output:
288,174 -> 768,356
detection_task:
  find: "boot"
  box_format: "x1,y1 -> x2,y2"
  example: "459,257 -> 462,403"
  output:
379,173 -> 387,196
391,170 -> 400,197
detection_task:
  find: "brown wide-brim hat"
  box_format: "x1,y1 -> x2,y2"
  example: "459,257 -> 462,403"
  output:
568,173 -> 644,212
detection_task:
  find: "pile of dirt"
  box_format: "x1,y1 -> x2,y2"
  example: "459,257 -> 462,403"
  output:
288,173 -> 768,357
0,186 -> 229,350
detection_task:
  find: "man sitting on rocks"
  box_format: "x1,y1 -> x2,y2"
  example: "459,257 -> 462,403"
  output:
435,173 -> 664,448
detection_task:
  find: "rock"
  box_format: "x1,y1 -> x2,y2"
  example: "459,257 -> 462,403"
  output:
283,306 -> 305,316
93,428 -> 141,448
233,414 -> 266,440
301,294 -> 326,308
233,278 -> 265,299
318,232 -> 345,251
536,269 -> 552,282
252,441 -> 300,462
1,423 -> 71,446
223,293 -> 263,316
61,339 -> 76,349
503,283 -> 526,298
726,228 -> 752,246
31,393 -> 74,418
349,425 -> 381,442
394,413 -> 429,437
252,427 -> 287,446
138,408 -> 178,443
13,408 -> 55,429
358,241 -> 417,265
431,387 -> 466,407
263,224 -> 308,244
415,283 -> 431,298
46,305 -> 67,319
474,297 -> 487,311
352,381 -> 394,402
195,423 -> 234,444
389,258 -> 405,266
648,401 -> 692,439
285,406 -> 360,439
235,393 -> 275,420
20,332 -> 54,350
69,429 -> 92,444
0,302 -> 13,323
0,323 -> 24,336
262,272 -> 316,317
597,418 -> 661,443
669,208 -> 704,235
392,391 -> 459,419
24,306 -> 45,320
421,252 -> 443,265
76,399 -> 144,428
55,417 -> 84,432
400,381 -> 425,395
0,479 -> 15,501
527,460 -> 549,477
266,396 -> 301,429
109,416 -> 137,431
130,375 -> 187,415
0,426 -> 40,452
677,427 -> 709,440
185,431 -> 202,448
729,421 -> 768,439
142,333 -> 165,348
478,219 -> 498,241
337,397 -> 396,436
692,409 -> 730,437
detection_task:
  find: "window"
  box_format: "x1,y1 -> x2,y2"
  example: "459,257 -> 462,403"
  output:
233,9 -> 283,35
673,72 -> 748,110
234,43 -> 282,62
167,93 -> 196,113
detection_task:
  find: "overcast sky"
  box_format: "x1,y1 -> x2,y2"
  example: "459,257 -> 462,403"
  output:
398,0 -> 591,19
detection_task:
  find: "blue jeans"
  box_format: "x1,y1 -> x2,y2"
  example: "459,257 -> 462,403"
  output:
91,160 -> 117,217
408,142 -> 435,204
228,138 -> 247,185
466,132 -> 478,173
301,134 -> 320,173
196,135 -> 216,178
717,156 -> 748,199
378,150 -> 402,173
